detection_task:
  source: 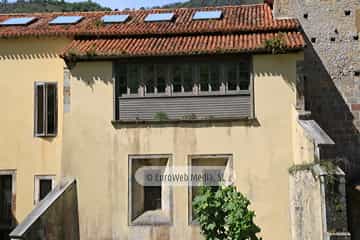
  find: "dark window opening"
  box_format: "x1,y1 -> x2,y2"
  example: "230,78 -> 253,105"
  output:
199,64 -> 210,92
39,179 -> 52,201
210,64 -> 221,91
183,65 -> 193,92
35,83 -> 57,137
311,37 -> 316,43
345,10 -> 351,16
0,175 -> 13,226
156,66 -> 167,93
172,65 -> 182,93
128,65 -> 140,94
144,186 -> 162,211
303,13 -> 308,19
144,65 -> 155,94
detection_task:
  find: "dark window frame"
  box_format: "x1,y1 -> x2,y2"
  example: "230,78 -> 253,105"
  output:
34,82 -> 58,137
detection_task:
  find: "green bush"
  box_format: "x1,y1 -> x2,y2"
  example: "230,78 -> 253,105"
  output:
193,185 -> 262,240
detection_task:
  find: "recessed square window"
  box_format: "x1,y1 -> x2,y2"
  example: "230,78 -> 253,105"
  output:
188,155 -> 233,224
49,16 -> 83,25
345,10 -> 351,16
129,155 -> 173,225
0,171 -> 16,228
193,10 -> 223,20
145,13 -> 175,22
311,37 -> 316,43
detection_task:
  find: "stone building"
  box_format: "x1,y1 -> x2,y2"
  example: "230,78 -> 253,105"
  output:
272,0 -> 360,239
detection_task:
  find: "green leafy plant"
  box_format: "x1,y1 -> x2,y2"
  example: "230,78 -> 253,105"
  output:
153,112 -> 169,121
193,185 -> 262,240
264,33 -> 286,54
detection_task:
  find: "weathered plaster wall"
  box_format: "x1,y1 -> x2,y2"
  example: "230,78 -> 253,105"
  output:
289,169 -> 323,240
62,53 -> 303,240
0,38 -> 70,222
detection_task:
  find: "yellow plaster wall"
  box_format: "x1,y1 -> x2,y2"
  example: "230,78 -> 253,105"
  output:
62,52 -> 304,240
0,38 -> 70,222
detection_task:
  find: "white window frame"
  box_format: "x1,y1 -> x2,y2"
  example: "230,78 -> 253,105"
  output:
34,175 -> 55,205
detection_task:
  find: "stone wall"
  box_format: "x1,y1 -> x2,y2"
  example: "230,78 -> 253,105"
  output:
274,0 -> 360,181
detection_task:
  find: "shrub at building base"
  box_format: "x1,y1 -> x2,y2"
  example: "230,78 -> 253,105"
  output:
193,185 -> 262,240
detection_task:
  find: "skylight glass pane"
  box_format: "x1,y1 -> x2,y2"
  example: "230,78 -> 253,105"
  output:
49,16 -> 83,25
145,13 -> 175,22
193,10 -> 223,20
0,17 -> 36,26
102,14 -> 129,23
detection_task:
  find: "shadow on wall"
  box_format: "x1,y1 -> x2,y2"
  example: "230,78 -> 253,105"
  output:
69,62 -> 113,89
0,53 -> 59,61
302,35 -> 360,239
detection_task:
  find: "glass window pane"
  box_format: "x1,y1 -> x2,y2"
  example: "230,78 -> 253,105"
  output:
36,85 -> 44,135
239,72 -> 250,90
199,64 -> 209,92
156,65 -> 167,93
128,65 -> 140,94
46,84 -> 57,135
117,65 -> 127,95
183,65 -> 193,92
0,175 -> 12,225
39,179 -> 52,201
144,64 -> 155,94
172,65 -> 182,93
226,64 -> 238,91
210,64 -> 221,92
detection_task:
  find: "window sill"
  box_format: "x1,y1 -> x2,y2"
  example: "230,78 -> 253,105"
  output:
119,91 -> 250,99
130,210 -> 172,226
112,117 -> 257,126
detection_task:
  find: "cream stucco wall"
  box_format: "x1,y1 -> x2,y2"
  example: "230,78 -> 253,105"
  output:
0,38 -> 70,222
62,52 -> 304,240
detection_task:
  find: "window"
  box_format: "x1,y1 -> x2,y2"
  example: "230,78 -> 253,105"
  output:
0,171 -> 16,231
188,155 -> 233,224
49,16 -> 83,25
34,82 -> 58,137
129,155 -> 172,225
145,13 -> 175,22
193,10 -> 223,20
171,64 -> 194,94
199,63 -> 221,93
0,17 -> 37,26
34,175 -> 55,204
114,58 -> 251,98
225,62 -> 251,92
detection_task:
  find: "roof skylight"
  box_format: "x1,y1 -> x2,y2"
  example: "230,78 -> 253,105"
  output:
193,10 -> 223,20
0,17 -> 37,26
49,16 -> 84,25
101,14 -> 129,23
145,13 -> 175,22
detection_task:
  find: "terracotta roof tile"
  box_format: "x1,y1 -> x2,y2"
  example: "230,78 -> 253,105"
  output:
0,4 -> 300,38
62,32 -> 304,58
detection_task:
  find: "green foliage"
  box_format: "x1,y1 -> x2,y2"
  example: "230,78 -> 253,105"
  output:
0,1 -> 110,13
264,33 -> 286,54
153,112 -> 169,121
193,185 -> 262,240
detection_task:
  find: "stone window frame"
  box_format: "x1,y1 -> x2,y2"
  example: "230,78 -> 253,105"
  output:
0,170 -> 16,228
128,154 -> 173,226
34,175 -> 55,205
187,154 -> 234,225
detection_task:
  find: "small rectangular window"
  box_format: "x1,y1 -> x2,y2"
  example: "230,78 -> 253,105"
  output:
34,82 -> 57,137
34,175 -> 55,204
